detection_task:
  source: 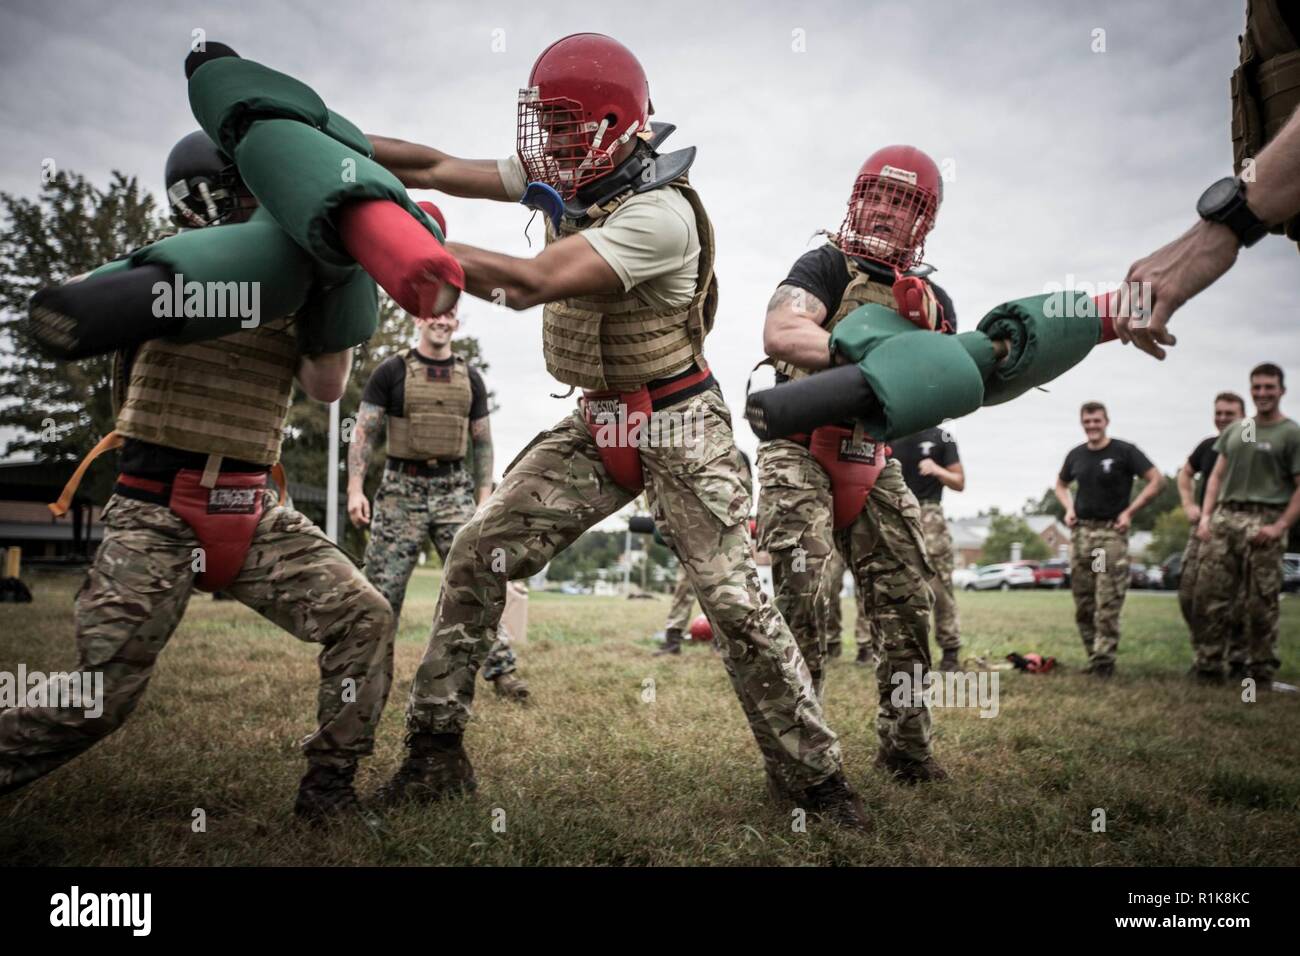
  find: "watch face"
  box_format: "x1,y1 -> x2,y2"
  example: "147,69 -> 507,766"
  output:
1197,177 -> 1238,218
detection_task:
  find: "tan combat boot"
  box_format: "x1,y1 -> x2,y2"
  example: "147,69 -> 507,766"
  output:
492,672 -> 531,703
875,747 -> 950,784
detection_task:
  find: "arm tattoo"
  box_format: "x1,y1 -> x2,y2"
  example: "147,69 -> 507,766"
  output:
766,284 -> 826,321
348,401 -> 385,484
470,415 -> 494,492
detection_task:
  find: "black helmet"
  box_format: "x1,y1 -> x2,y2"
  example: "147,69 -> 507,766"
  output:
164,131 -> 246,228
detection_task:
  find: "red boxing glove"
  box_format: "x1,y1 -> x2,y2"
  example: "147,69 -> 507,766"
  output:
892,275 -> 943,331
337,199 -> 464,318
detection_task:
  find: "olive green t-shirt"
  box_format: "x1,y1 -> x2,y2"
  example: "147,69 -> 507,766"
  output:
1213,416 -> 1300,505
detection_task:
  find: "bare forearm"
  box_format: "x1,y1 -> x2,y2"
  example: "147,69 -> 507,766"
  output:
367,135 -> 510,200
446,241 -> 545,309
348,401 -> 383,492
934,464 -> 965,492
470,416 -> 494,495
1245,105 -> 1300,226
1276,483 -> 1300,532
1176,466 -> 1196,512
1126,474 -> 1165,516
297,349 -> 352,403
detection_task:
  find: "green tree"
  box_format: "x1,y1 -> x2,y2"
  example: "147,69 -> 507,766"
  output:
980,510 -> 1051,563
1147,507 -> 1190,564
0,170 -> 166,500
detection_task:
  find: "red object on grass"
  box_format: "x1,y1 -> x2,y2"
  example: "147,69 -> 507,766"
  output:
337,199 -> 464,317
689,614 -> 713,642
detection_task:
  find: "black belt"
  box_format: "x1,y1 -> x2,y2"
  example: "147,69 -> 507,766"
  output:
1220,501 -> 1282,513
385,458 -> 461,478
646,364 -> 717,412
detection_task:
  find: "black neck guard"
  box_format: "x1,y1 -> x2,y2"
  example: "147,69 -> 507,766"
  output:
565,122 -> 697,222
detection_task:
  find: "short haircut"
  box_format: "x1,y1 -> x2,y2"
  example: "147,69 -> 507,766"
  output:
1214,391 -> 1246,412
1250,363 -> 1285,387
1080,401 -> 1108,417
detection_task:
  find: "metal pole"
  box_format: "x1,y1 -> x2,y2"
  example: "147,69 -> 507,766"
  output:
623,526 -> 633,595
327,399 -> 340,542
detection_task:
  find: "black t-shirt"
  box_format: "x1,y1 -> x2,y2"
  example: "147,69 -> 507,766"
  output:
1187,435 -> 1218,507
362,351 -> 489,422
1058,438 -> 1155,521
780,243 -> 957,333
892,426 -> 960,502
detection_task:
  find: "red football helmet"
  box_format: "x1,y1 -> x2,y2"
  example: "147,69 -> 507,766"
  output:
688,614 -> 714,642
517,33 -> 651,199
834,145 -> 942,271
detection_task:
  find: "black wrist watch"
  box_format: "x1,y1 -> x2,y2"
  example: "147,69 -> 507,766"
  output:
1196,177 -> 1268,248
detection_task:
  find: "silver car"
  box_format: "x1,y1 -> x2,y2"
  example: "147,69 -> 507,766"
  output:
965,563 -> 1037,591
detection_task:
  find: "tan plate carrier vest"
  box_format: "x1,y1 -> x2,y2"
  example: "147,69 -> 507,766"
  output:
541,177 -> 719,391
386,350 -> 472,462
772,249 -> 895,381
115,317 -> 298,469
1232,0 -> 1300,247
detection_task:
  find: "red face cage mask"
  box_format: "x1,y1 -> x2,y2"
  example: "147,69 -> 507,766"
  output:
517,87 -> 642,200
834,169 -> 938,272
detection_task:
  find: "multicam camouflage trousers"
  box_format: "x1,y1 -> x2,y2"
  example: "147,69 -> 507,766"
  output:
757,443 -> 935,764
362,466 -> 517,681
405,389 -> 841,792
0,492 -> 393,796
819,550 -> 873,657
1192,504 -> 1285,680
919,501 -> 961,651
1179,528 -> 1246,674
1069,520 -> 1130,668
663,563 -> 698,633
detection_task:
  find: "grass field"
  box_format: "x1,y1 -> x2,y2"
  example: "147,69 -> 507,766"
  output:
2,568 -> 1298,866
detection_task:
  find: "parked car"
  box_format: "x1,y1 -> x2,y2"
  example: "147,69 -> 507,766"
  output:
1128,562 -> 1149,589
965,563 -> 1037,591
1285,553 -> 1300,593
1161,552 -> 1182,591
951,566 -> 979,590
1013,559 -> 1067,589
1143,564 -> 1165,589
1040,558 -> 1071,588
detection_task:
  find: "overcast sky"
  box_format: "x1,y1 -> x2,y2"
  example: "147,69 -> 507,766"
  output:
3,0 -> 1297,520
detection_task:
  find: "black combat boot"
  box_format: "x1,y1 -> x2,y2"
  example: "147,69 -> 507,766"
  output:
654,628 -> 684,656
875,747 -> 950,784
826,641 -> 843,660
855,644 -> 876,667
1228,661 -> 1248,680
294,762 -> 362,823
939,648 -> 960,672
797,772 -> 871,831
374,732 -> 477,806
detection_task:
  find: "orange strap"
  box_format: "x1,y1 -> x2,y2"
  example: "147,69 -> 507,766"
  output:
271,462 -> 288,506
49,431 -> 125,517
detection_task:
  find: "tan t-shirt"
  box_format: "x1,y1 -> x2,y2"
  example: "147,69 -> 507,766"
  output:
498,154 -> 700,311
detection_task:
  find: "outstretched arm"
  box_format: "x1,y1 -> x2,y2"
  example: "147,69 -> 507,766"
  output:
445,234 -> 623,310
347,400 -> 385,527
1120,103 -> 1300,358
367,135 -> 513,201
